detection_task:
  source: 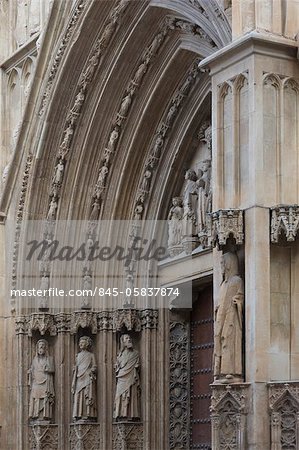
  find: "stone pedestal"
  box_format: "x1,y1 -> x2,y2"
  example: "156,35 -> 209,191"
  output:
69,423 -> 101,450
269,382 -> 299,450
29,424 -> 58,450
112,421 -> 143,450
211,383 -> 250,450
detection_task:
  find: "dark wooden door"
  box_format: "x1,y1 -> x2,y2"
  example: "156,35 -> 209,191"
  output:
190,285 -> 214,450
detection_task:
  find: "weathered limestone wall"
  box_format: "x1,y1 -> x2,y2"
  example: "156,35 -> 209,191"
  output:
232,0 -> 299,39
202,16 -> 299,447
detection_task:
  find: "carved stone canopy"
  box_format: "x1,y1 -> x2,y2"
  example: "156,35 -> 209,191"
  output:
16,309 -> 159,335
210,209 -> 244,248
271,205 -> 299,243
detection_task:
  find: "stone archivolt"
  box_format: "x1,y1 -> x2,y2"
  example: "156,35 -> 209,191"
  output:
15,309 -> 158,335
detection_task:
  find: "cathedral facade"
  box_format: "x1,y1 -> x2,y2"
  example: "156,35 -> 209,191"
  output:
0,1 -> 299,449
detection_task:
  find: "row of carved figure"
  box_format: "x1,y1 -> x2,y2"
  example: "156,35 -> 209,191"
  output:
28,334 -> 140,423
167,160 -> 212,255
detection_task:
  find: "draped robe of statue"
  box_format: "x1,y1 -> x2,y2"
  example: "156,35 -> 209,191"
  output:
72,349 -> 97,420
168,198 -> 183,248
114,347 -> 140,419
29,344 -> 55,421
214,252 -> 244,381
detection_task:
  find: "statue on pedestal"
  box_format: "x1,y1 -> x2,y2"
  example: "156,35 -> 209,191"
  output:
214,252 -> 244,383
114,334 -> 141,420
28,339 -> 55,422
72,336 -> 97,421
167,197 -> 183,256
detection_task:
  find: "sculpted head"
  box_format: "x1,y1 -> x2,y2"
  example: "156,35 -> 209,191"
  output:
79,336 -> 92,351
185,169 -> 197,182
36,339 -> 49,357
172,197 -> 182,207
221,252 -> 239,279
120,334 -> 133,351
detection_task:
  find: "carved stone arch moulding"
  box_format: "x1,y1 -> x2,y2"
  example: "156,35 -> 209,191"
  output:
39,0 -> 91,117
218,80 -> 232,99
234,72 -> 248,92
263,72 -> 283,89
269,382 -> 299,450
282,76 -> 299,93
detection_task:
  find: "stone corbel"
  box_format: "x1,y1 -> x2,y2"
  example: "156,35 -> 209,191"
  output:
210,383 -> 250,450
210,209 -> 244,247
271,205 -> 299,243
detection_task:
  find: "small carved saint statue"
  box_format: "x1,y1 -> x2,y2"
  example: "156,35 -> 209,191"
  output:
114,334 -> 141,420
167,197 -> 183,250
213,252 -> 244,383
72,336 -> 97,421
28,339 -> 55,423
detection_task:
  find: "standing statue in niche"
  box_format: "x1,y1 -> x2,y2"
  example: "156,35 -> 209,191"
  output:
214,252 -> 244,383
28,339 -> 55,422
197,159 -> 212,235
167,197 -> 183,255
182,169 -> 198,233
114,334 -> 141,420
72,336 -> 97,421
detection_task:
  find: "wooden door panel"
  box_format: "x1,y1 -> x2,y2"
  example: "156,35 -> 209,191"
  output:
190,285 -> 213,450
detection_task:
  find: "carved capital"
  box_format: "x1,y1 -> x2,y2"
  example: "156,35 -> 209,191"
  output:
271,205 -> 299,243
15,316 -> 27,335
54,313 -> 71,333
210,209 -> 244,247
139,309 -> 159,329
112,422 -> 143,450
29,424 -> 58,450
69,423 -> 101,450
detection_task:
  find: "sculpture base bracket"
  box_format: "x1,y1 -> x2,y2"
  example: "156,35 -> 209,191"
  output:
29,424 -> 58,450
69,423 -> 101,450
210,383 -> 250,450
112,421 -> 143,450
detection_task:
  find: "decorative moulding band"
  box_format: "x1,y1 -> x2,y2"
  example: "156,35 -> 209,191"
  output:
15,309 -> 159,335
